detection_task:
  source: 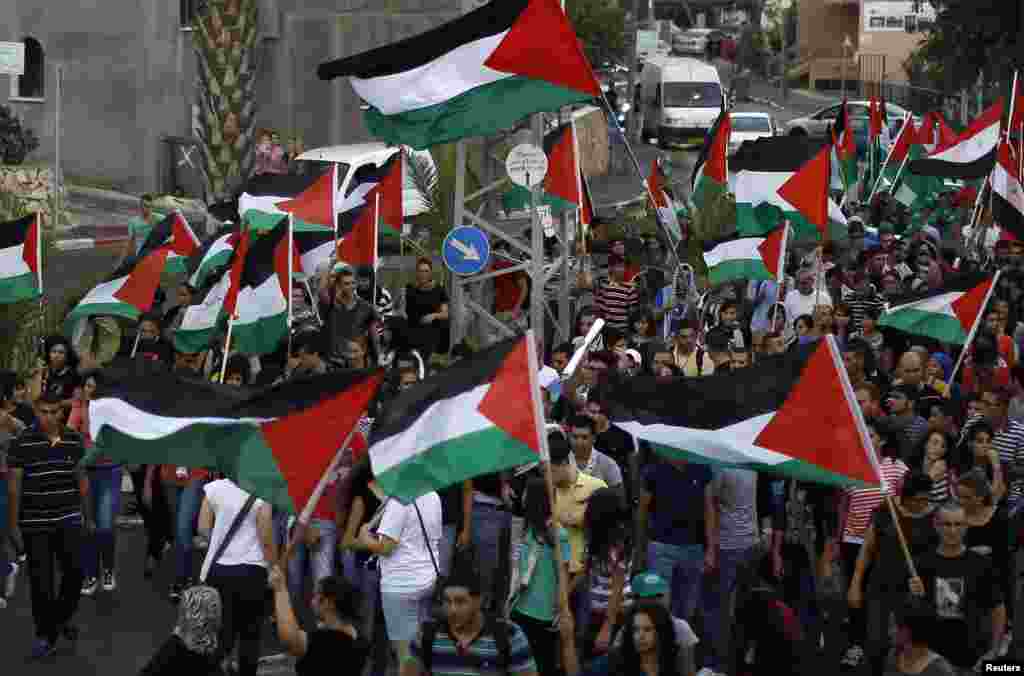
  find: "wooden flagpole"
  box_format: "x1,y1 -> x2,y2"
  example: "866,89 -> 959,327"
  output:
218,318 -> 235,384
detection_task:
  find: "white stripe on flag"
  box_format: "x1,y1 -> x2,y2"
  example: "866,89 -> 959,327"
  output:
0,243 -> 30,278
703,237 -> 765,268
88,398 -> 269,442
614,414 -> 794,466
351,31 -> 512,116
886,290 -> 962,317
930,122 -> 1000,164
235,276 -> 288,327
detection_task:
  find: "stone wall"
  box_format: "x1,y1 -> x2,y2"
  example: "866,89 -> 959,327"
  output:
0,164 -> 61,228
574,107 -> 610,178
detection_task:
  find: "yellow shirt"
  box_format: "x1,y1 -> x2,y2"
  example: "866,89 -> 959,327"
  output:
554,470 -> 607,574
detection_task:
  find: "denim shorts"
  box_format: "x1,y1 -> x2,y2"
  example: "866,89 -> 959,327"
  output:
380,588 -> 432,642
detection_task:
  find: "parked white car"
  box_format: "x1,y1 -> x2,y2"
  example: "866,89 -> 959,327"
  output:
727,112 -> 778,155
784,100 -> 914,139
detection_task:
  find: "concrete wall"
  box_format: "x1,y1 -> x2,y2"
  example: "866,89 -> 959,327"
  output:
0,0 -> 462,196
857,29 -> 926,83
797,0 -> 859,62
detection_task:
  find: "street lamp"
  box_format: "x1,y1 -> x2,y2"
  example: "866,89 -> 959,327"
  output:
841,34 -> 853,99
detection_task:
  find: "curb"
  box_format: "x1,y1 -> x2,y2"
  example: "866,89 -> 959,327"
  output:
55,236 -> 129,252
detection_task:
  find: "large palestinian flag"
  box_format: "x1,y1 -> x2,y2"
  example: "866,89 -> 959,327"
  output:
702,224 -> 787,286
64,246 -> 170,331
175,272 -> 231,354
992,141 -> 1024,241
878,272 -> 996,344
909,99 -> 1003,180
369,334 -> 543,502
224,219 -> 296,355
137,212 -> 200,275
86,360 -> 383,513
238,170 -> 337,233
335,152 -> 403,268
317,0 -> 601,149
690,109 -> 730,210
189,224 -> 239,289
0,213 -> 41,304
606,338 -> 882,488
730,136 -> 841,241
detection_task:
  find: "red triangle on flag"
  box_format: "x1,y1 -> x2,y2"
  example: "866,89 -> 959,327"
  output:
113,248 -> 170,312
260,372 -> 384,514
273,228 -> 297,298
754,341 -> 879,485
278,166 -> 335,228
951,276 -> 995,333
705,114 -> 731,184
169,213 -> 200,258
476,336 -> 541,454
336,192 -> 377,269
223,229 -> 251,319
758,227 -> 785,281
648,160 -> 668,208
484,0 -> 601,98
778,144 -> 830,237
22,214 -> 40,278
376,154 -> 404,233
545,127 -> 579,206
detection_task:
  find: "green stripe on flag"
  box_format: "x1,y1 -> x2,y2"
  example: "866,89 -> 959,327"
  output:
0,272 -> 40,303
878,309 -> 967,344
707,260 -> 772,286
502,184 -> 577,215
375,426 -> 538,503
232,312 -> 289,356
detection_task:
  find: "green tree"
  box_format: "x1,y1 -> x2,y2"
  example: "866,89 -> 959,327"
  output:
566,0 -> 626,65
907,0 -> 1020,91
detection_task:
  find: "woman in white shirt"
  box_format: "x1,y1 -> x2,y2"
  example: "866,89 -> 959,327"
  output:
353,491 -> 442,670
197,478 -> 277,676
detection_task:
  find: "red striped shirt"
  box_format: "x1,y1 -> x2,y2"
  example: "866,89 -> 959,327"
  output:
842,458 -> 909,542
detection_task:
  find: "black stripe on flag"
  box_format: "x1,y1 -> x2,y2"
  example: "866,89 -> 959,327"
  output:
240,170 -> 327,199
605,343 -> 816,430
318,0 -> 528,81
187,222 -> 240,280
729,135 -> 828,173
0,214 -> 35,250
881,271 -> 990,310
908,148 -> 998,181
99,357 -> 381,420
370,336 -> 520,443
691,109 -> 728,192
338,153 -> 400,237
239,217 -> 289,289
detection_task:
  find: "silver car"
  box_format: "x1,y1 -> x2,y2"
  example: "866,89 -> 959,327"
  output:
784,100 -> 913,139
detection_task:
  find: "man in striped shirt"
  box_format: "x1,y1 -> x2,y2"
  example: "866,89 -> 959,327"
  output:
7,391 -> 90,659
592,255 -> 640,331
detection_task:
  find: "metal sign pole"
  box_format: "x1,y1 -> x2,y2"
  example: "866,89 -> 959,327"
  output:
54,63 -> 63,229
450,140 -> 468,351
530,115 -> 545,345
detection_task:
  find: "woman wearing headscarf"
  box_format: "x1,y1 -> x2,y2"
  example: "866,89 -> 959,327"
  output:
139,585 -> 224,675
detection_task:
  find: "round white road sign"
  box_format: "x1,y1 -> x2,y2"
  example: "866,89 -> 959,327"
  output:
505,144 -> 548,188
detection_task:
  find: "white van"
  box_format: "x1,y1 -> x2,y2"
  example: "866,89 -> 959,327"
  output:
640,57 -> 725,148
295,142 -> 433,221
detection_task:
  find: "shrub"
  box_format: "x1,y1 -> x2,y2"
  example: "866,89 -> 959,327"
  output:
0,105 -> 40,165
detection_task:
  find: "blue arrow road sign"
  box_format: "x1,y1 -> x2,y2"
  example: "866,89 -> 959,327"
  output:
442,226 -> 491,276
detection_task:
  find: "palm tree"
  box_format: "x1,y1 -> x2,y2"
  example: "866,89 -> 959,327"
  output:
403,143 -> 488,254
191,0 -> 261,203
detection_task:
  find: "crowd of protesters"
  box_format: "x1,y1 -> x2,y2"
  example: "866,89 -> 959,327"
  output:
0,178 -> 1023,676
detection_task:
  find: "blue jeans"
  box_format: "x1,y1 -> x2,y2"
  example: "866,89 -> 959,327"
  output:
471,502 -> 512,606
287,518 -> 337,601
701,545 -> 758,671
164,480 -> 204,584
647,540 -> 705,620
82,465 -> 122,578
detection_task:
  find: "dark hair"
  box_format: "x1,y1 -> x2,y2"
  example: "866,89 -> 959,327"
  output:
719,300 -> 740,318
444,558 -> 483,595
224,354 -> 251,384
521,477 -> 554,545
568,414 -> 596,434
900,470 -> 934,500
704,325 -> 732,352
584,488 -> 630,566
548,432 -> 572,465
608,254 -> 626,268
614,603 -> 678,675
0,369 -> 16,402
138,312 -> 162,328
604,327 -> 626,349
37,390 -> 64,407
43,334 -> 78,371
552,342 -> 574,358
317,575 -> 360,623
968,420 -> 995,444
630,308 -> 657,337
416,256 -> 433,270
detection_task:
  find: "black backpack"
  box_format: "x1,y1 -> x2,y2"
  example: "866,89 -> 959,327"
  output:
420,616 -> 512,675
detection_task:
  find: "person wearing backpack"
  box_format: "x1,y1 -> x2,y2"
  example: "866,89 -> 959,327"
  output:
402,562 -> 539,676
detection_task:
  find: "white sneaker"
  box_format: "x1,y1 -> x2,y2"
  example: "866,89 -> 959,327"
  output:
841,644 -> 865,667
4,562 -> 17,598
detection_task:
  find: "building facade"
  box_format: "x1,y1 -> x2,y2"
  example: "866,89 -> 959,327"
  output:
796,0 -> 934,90
0,0 -> 470,196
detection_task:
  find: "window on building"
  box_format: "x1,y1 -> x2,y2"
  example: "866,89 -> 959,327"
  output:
180,0 -> 207,29
9,37 -> 44,100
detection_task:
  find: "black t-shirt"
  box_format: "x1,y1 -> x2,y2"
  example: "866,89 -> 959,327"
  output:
133,338 -> 175,366
45,366 -> 80,402
439,482 -> 464,527
405,285 -> 449,327
596,427 -> 632,469
139,635 -> 223,676
295,629 -> 368,676
917,549 -> 1002,667
867,507 -> 938,594
326,298 -> 379,358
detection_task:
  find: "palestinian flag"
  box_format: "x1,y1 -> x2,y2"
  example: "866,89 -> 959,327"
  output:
64,246 -> 170,331
731,136 -> 836,240
878,272 -> 996,344
137,212 -> 200,275
0,213 -> 41,304
189,224 -> 239,289
702,224 -> 787,286
295,230 -> 335,278
238,170 -> 336,233
503,122 -> 583,215
369,334 -> 543,502
893,143 -> 944,209
86,360 -> 383,513
606,338 -> 882,488
863,97 -> 884,200
993,141 -> 1024,241
317,0 -> 601,149
917,111 -> 957,153
174,272 -> 230,353
335,153 -> 403,268
690,109 -> 730,210
909,99 -> 1003,180
1011,74 -> 1023,133
831,99 -> 858,193
225,218 -> 295,355
879,114 -> 916,187
648,159 -> 682,243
